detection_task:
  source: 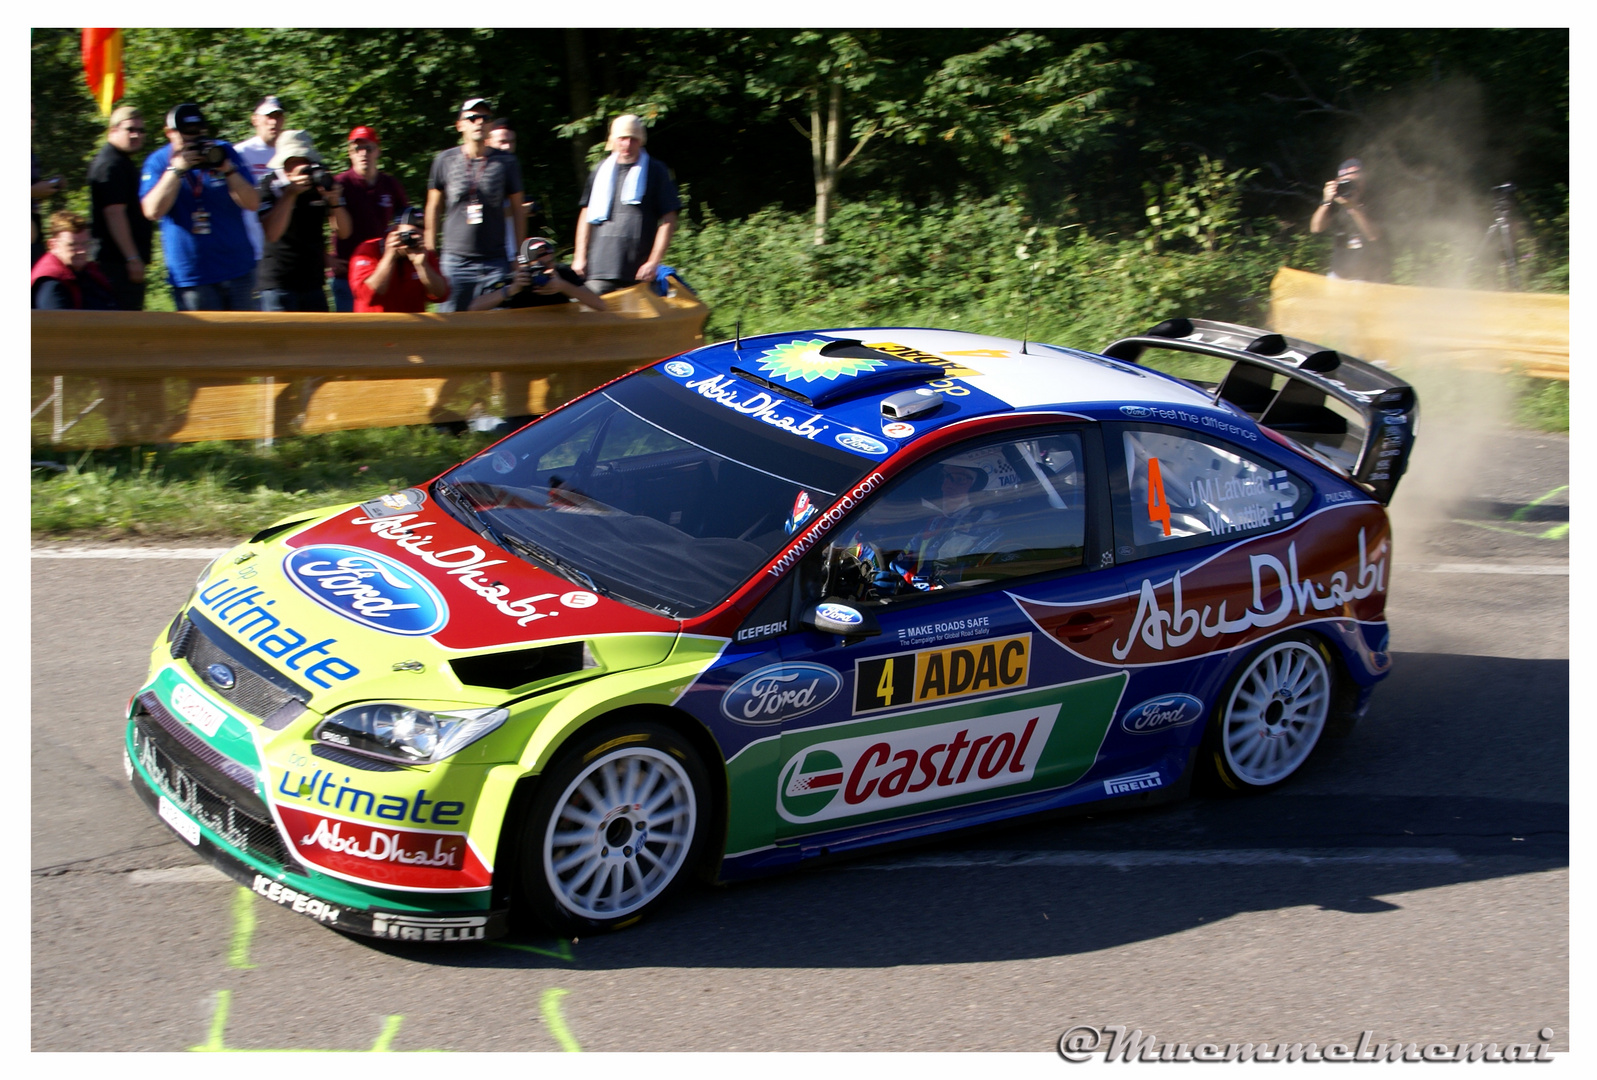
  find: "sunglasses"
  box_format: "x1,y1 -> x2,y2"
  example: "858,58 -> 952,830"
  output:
124,125 -> 146,133
462,113 -> 488,123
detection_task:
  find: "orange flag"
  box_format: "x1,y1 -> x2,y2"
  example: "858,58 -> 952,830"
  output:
82,29 -> 124,116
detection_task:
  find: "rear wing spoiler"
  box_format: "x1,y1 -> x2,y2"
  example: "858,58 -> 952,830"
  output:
1101,318 -> 1417,505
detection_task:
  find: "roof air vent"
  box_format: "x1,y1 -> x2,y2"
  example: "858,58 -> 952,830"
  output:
1145,318 -> 1195,339
881,389 -> 944,420
1299,349 -> 1342,373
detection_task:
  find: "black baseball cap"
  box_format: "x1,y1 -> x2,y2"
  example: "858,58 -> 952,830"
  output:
392,206 -> 425,230
166,103 -> 206,132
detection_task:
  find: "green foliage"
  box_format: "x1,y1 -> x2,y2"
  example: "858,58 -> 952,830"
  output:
1142,155 -> 1258,254
1512,375 -> 1569,433
32,425 -> 498,538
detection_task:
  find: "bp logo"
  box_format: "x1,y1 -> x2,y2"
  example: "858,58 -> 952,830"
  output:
283,545 -> 448,636
779,749 -> 846,819
755,339 -> 886,384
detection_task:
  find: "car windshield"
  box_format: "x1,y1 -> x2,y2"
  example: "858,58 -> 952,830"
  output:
435,368 -> 875,618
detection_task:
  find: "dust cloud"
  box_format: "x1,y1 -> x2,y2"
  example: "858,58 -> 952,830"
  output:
1304,78 -> 1528,554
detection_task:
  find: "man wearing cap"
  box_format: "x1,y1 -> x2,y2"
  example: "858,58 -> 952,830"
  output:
87,105 -> 152,310
255,131 -> 350,311
234,95 -> 287,263
139,103 -> 261,310
349,207 -> 450,313
573,114 -> 681,295
331,125 -> 408,312
1311,158 -> 1387,282
425,97 -> 526,311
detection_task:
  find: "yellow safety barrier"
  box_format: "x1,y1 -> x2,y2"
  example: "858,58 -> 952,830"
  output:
1269,267 -> 1568,381
30,281 -> 709,448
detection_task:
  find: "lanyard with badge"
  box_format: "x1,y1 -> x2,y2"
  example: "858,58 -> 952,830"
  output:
463,152 -> 487,226
186,166 -> 212,235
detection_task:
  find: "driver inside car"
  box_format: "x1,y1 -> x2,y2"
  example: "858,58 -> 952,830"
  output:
837,453 -> 1008,598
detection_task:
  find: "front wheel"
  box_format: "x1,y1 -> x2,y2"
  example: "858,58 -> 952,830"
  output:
518,721 -> 710,935
1203,633 -> 1333,793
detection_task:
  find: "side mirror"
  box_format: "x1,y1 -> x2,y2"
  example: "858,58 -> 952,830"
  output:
800,599 -> 881,639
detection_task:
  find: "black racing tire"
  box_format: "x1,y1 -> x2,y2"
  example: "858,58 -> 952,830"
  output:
1200,631 -> 1335,796
516,720 -> 711,935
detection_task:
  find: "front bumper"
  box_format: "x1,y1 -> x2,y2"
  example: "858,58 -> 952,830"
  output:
125,715 -> 509,942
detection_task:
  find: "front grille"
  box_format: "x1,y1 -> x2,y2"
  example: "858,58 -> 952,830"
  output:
171,612 -> 307,729
133,710 -> 292,867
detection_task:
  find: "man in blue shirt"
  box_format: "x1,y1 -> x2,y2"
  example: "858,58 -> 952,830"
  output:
139,102 -> 261,310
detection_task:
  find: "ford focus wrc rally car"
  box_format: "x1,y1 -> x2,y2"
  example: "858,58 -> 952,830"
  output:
126,319 -> 1416,941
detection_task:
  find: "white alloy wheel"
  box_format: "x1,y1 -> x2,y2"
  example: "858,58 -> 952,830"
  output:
542,745 -> 698,921
1219,640 -> 1331,788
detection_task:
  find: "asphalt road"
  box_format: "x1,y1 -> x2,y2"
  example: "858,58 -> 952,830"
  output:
32,429 -> 1567,1053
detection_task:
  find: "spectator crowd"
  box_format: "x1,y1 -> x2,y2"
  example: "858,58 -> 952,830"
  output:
32,95 -> 682,313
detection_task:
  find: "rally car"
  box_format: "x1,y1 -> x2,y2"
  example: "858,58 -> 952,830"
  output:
126,318 -> 1417,941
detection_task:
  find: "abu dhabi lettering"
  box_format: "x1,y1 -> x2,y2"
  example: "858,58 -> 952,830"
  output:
347,513 -> 577,627
685,374 -> 831,440
299,817 -> 464,869
1112,527 -> 1387,661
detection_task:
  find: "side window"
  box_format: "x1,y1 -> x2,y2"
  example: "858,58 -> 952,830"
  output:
1114,426 -> 1307,558
809,433 -> 1088,606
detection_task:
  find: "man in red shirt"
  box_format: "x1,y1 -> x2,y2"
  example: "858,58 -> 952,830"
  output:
332,125 -> 408,311
350,207 -> 450,312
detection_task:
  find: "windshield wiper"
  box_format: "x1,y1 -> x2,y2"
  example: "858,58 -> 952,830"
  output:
495,531 -> 609,597
433,479 -> 507,549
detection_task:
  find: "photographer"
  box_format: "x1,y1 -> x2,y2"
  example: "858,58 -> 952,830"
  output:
256,131 -> 351,311
468,237 -> 607,312
1310,157 -> 1387,282
138,102 -> 260,310
349,207 -> 450,313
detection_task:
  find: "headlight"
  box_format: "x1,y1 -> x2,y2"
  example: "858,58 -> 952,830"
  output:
315,704 -> 509,765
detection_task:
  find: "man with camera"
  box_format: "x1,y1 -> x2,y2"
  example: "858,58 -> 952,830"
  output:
467,236 -> 607,312
425,97 -> 526,311
234,95 -> 286,262
349,207 -> 450,313
87,105 -> 152,311
331,125 -> 407,311
139,102 -> 261,310
1310,157 -> 1387,282
255,131 -> 350,311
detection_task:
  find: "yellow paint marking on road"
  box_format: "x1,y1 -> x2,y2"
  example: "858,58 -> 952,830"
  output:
492,938 -> 576,961
541,987 -> 582,1052
228,887 -> 257,969
191,989 -> 431,1051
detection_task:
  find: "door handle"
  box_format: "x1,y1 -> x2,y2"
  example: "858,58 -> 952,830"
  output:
1060,612 -> 1116,642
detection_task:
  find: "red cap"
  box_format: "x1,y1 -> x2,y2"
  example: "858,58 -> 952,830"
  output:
346,125 -> 380,146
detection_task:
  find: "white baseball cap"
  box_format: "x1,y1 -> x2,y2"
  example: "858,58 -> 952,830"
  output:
254,95 -> 285,117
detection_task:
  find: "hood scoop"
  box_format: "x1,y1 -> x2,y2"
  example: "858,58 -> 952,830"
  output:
448,641 -> 591,691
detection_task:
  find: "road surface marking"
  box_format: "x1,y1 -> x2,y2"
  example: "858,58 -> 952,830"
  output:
33,547 -> 228,559
1423,563 -> 1568,575
129,866 -> 232,884
851,848 -> 1463,871
541,988 -> 582,1052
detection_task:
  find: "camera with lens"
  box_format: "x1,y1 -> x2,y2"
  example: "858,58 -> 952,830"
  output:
182,131 -> 228,171
517,236 -> 556,288
307,164 -> 336,191
1336,178 -> 1357,198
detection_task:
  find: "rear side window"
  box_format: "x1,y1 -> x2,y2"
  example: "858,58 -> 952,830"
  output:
1113,426 -> 1308,559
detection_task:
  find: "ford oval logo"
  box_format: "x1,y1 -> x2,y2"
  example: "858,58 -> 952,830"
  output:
205,663 -> 236,690
720,663 -> 842,725
282,545 -> 448,637
1119,405 -> 1156,418
1120,692 -> 1206,734
663,360 -> 695,377
835,432 -> 889,455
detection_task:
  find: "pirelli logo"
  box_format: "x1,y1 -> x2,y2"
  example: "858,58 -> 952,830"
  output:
853,634 -> 1030,715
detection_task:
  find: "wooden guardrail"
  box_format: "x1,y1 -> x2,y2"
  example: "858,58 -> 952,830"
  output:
31,281 -> 709,448
1270,267 -> 1569,381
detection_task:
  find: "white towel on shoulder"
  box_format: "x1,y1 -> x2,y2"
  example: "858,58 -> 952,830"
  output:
585,151 -> 650,224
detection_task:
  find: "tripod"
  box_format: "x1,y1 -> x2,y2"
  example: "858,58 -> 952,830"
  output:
1468,183 -> 1522,290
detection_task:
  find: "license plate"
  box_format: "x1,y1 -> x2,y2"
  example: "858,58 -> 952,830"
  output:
158,795 -> 202,846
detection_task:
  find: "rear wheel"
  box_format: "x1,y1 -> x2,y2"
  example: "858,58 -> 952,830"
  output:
518,721 -> 709,935
1204,634 -> 1333,793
